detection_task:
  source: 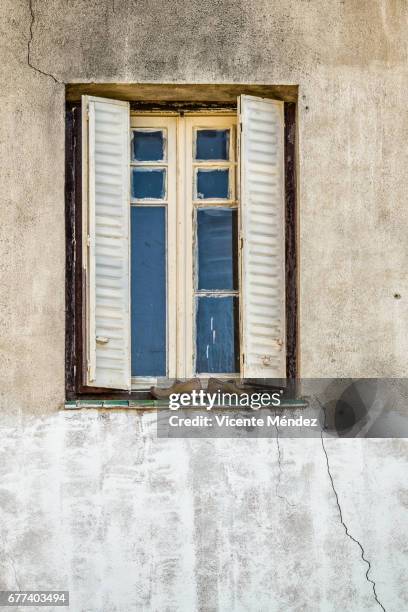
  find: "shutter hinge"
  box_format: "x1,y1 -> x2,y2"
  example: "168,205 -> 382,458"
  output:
87,361 -> 95,382
86,234 -> 91,247
240,236 -> 244,250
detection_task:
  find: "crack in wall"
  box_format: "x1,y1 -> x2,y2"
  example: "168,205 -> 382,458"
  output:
274,421 -> 296,508
320,433 -> 387,612
27,0 -> 62,84
0,533 -> 21,591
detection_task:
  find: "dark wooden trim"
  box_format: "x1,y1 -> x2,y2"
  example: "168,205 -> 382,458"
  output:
73,106 -> 88,394
66,104 -> 91,397
65,101 -> 299,399
130,101 -> 236,112
65,106 -> 76,398
284,102 -> 298,382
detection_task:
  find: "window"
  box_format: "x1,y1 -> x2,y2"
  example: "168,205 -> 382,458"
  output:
129,116 -> 177,387
70,93 -> 291,393
128,114 -> 239,388
183,115 -> 240,382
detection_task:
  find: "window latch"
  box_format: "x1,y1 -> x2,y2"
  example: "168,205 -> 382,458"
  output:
96,336 -> 109,345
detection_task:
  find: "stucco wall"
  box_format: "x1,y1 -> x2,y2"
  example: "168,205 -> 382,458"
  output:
0,411 -> 407,612
0,3 -> 407,611
2,1 -> 408,412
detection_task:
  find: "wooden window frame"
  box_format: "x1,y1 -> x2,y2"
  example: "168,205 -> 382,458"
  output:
129,115 -> 178,389
183,114 -> 239,379
65,101 -> 298,400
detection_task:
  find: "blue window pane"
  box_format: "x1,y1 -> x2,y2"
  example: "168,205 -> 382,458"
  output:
197,209 -> 238,290
131,168 -> 166,200
196,129 -> 229,160
197,169 -> 229,199
131,207 -> 166,376
196,297 -> 239,373
132,130 -> 164,161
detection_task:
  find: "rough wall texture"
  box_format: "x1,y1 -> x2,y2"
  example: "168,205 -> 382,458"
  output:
0,411 -> 407,612
1,0 -> 408,410
0,2 -> 407,611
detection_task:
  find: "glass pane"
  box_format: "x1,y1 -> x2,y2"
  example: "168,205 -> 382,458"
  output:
196,297 -> 239,373
132,130 -> 165,161
196,129 -> 229,160
131,167 -> 166,200
196,169 -> 229,200
131,207 -> 166,376
197,209 -> 238,290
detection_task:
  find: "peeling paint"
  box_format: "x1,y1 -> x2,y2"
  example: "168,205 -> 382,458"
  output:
274,420 -> 296,509
0,411 -> 405,610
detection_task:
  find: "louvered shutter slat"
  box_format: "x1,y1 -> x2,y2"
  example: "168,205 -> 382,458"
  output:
239,95 -> 286,379
82,96 -> 131,390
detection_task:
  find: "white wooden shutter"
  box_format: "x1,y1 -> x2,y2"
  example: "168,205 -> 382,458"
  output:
239,95 -> 286,378
82,95 -> 131,389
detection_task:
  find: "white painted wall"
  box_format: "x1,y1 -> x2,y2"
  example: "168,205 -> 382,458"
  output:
0,411 -> 406,611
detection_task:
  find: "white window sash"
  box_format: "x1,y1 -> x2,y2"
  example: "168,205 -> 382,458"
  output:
182,114 -> 238,378
129,115 -> 177,389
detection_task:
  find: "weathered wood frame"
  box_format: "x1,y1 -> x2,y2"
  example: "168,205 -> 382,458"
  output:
183,114 -> 239,379
129,115 -> 178,389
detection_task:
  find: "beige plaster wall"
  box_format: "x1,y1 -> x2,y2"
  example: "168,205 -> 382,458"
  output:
1,0 -> 408,412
